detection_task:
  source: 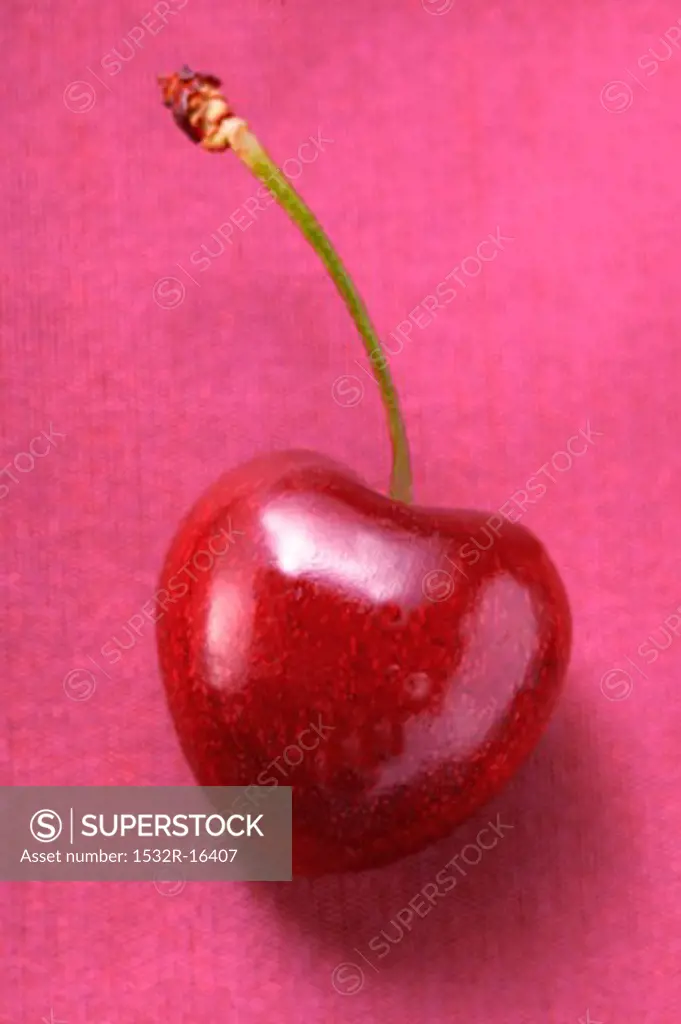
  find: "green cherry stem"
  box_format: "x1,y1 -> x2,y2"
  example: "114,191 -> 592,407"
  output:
237,139 -> 413,504
160,69 -> 413,504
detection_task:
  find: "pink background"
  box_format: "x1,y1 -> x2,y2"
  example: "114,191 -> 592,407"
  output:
3,0 -> 681,1020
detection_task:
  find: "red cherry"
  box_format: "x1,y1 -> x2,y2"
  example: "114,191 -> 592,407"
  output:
157,450 -> 571,876
155,72 -> 572,874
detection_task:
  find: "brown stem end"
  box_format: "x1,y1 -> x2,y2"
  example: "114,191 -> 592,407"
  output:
158,65 -> 239,151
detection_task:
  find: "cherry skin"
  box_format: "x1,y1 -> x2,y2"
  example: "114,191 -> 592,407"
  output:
157,450 -> 571,876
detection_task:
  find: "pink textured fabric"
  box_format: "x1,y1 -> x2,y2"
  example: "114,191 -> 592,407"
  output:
3,0 -> 681,1020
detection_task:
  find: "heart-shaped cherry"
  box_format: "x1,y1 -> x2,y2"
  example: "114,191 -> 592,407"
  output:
156,69 -> 572,875
157,449 -> 570,876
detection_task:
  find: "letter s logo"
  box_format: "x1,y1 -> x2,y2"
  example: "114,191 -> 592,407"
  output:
30,809 -> 63,842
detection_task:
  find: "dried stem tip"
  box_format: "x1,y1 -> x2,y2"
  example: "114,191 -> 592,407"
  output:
157,65 -> 242,151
